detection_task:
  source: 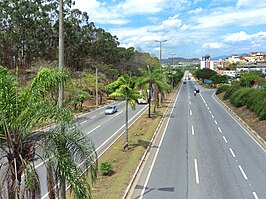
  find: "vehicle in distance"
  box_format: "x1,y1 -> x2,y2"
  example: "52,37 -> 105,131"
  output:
105,105 -> 117,115
137,98 -> 148,104
183,81 -> 186,84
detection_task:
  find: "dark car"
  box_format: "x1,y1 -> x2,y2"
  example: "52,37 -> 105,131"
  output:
183,81 -> 186,84
105,105 -> 117,115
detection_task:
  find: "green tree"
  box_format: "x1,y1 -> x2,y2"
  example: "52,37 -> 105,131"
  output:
0,66 -> 97,199
210,74 -> 229,84
137,65 -> 169,117
107,76 -> 139,150
195,68 -> 217,83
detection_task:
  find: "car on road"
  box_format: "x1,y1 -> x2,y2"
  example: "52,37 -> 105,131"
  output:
105,105 -> 117,115
137,98 -> 148,104
183,81 -> 186,84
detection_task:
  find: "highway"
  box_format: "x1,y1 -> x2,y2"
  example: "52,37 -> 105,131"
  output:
34,100 -> 148,198
128,74 -> 266,199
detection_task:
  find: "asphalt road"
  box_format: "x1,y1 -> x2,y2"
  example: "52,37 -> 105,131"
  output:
31,100 -> 148,198
128,74 -> 266,199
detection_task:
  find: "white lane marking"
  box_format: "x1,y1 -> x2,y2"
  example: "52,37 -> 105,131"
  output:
86,125 -> 101,135
194,159 -> 200,184
189,102 -> 191,105
139,89 -> 179,199
190,110 -> 192,116
211,115 -> 214,118
207,107 -> 210,110
91,116 -> 96,119
253,192 -> 259,199
239,165 -> 248,180
212,94 -> 266,153
80,121 -> 86,124
209,111 -> 212,114
223,136 -> 228,144
100,111 -> 104,115
205,104 -> 208,107
218,127 -> 222,133
192,125 -> 195,135
214,120 -> 218,125
189,96 -> 190,99
229,148 -> 236,158
115,110 -> 123,116
200,94 -> 206,104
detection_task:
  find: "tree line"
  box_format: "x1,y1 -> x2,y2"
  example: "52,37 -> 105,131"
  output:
0,0 -> 156,77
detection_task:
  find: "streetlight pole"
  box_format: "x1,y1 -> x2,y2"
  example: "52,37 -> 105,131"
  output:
155,39 -> 167,65
169,53 -> 175,89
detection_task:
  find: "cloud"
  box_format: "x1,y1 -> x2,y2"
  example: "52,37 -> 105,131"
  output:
224,31 -> 266,42
202,42 -> 226,49
192,7 -> 266,30
189,7 -> 203,14
236,0 -> 266,8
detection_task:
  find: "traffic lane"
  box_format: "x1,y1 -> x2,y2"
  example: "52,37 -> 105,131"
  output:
200,90 -> 266,198
87,104 -> 148,150
140,86 -> 189,199
40,103 -> 147,198
189,95 -> 249,199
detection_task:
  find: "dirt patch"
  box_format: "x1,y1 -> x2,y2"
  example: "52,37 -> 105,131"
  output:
217,93 -> 266,142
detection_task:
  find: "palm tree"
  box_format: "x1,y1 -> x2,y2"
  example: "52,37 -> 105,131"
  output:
107,76 -> 139,150
136,65 -> 169,117
0,66 -> 97,199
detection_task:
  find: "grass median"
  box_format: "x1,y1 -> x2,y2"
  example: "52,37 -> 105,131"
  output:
67,92 -> 175,199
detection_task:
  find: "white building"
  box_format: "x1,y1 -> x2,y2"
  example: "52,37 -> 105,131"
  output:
201,54 -> 214,70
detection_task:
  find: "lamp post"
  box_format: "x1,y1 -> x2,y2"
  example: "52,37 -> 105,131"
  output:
155,39 -> 167,65
169,53 -> 175,89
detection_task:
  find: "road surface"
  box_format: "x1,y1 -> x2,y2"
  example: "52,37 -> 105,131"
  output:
128,74 -> 266,199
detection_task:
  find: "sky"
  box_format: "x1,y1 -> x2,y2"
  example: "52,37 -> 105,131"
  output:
73,0 -> 266,60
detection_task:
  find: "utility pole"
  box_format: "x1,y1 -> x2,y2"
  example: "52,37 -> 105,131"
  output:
96,67 -> 98,106
59,0 -> 64,109
59,1 -> 66,199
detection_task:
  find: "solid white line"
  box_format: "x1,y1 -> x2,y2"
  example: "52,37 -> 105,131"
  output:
194,159 -> 200,184
200,94 -> 206,104
253,192 -> 259,199
223,136 -> 228,143
218,127 -> 222,133
214,120 -> 218,125
190,110 -> 192,116
229,148 -> 236,158
238,165 -> 248,180
211,115 -> 214,118
192,125 -> 194,135
139,87 -> 180,199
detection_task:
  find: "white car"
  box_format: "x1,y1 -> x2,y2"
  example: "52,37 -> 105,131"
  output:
137,98 -> 148,104
105,105 -> 117,115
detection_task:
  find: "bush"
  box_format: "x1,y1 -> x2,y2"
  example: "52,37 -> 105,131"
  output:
223,85 -> 241,100
216,85 -> 230,94
100,161 -> 113,176
230,88 -> 251,107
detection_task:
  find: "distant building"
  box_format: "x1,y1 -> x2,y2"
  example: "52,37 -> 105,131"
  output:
201,54 -> 214,70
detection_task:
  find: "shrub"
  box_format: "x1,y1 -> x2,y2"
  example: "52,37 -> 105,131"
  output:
230,88 -> 251,107
216,85 -> 230,94
223,85 -> 241,100
100,161 -> 113,176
